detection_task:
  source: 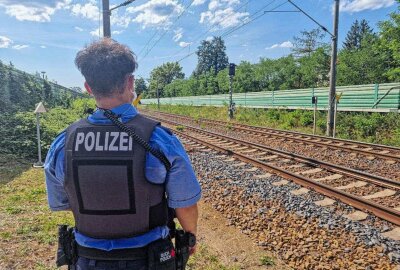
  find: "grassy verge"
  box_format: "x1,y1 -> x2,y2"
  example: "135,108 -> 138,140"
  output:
143,104 -> 400,147
0,154 -> 31,185
0,168 -> 235,269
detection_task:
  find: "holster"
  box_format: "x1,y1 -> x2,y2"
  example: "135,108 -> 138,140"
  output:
56,225 -> 77,267
174,230 -> 196,270
148,238 -> 176,270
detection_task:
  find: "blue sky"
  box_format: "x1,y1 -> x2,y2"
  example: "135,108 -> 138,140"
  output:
0,0 -> 397,89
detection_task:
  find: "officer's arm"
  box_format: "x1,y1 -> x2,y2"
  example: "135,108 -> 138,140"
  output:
44,132 -> 71,211
175,203 -> 198,236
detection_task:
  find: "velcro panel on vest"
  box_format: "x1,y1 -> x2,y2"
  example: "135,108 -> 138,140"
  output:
73,159 -> 135,215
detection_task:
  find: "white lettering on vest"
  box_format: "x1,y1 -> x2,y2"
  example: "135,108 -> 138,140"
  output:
75,132 -> 85,151
104,132 -> 109,151
119,132 -> 129,151
128,136 -> 133,151
74,131 -> 135,152
109,132 -> 119,151
95,132 -> 104,151
84,132 -> 95,151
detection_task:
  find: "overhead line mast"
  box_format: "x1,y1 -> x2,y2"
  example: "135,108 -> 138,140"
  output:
102,0 -> 136,37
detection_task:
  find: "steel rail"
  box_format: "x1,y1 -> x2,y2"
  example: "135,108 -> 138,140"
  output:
145,110 -> 400,161
149,115 -> 400,191
169,127 -> 400,226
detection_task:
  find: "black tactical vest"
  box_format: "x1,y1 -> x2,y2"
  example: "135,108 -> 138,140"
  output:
64,114 -> 168,239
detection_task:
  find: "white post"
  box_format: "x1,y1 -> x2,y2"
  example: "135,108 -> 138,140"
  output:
33,102 -> 46,168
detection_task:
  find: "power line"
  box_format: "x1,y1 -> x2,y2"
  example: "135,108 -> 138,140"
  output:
222,1 -> 288,38
177,0 -> 288,63
168,0 -> 256,60
287,0 -> 333,37
137,0 -> 185,57
139,0 -> 195,61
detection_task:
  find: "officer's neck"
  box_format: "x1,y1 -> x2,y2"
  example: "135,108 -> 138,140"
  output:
95,96 -> 131,110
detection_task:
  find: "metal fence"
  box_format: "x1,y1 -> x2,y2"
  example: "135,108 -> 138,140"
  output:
142,83 -> 400,113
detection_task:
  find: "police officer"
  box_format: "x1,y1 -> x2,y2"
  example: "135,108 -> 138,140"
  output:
45,38 -> 201,269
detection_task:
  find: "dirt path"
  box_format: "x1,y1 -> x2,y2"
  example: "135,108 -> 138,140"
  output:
197,201 -> 288,270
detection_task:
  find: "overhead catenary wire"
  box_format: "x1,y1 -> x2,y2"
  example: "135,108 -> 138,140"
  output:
139,0 -> 196,61
177,0 -> 288,63
287,0 -> 334,37
164,0 -> 255,61
137,0 -> 184,58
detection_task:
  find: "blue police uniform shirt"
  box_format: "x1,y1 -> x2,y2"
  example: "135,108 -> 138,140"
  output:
44,104 -> 201,251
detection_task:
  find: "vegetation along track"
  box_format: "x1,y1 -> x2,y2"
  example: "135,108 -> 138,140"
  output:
145,114 -> 400,226
142,110 -> 400,181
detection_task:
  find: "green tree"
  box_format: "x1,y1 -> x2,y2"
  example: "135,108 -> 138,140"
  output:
148,62 -> 184,98
338,35 -> 386,85
376,1 -> 400,80
343,19 -> 374,50
195,36 -> 229,75
298,47 -> 330,88
134,77 -> 148,96
292,28 -> 327,57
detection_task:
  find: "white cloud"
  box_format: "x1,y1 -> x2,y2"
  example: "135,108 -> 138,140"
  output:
179,41 -> 192,47
40,45 -> 47,48
340,0 -> 395,13
200,1 -> 248,30
90,27 -> 102,37
0,0 -> 71,22
0,35 -> 12,48
127,0 -> 184,29
112,30 -> 124,35
193,0 -> 207,6
200,7 -> 248,29
111,14 -> 131,28
70,0 -> 99,21
74,26 -> 84,32
12,44 -> 29,50
206,36 -> 213,41
266,41 -> 293,50
173,28 -> 183,42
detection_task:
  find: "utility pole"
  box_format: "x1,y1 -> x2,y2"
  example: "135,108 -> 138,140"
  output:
228,63 -> 236,119
156,81 -> 160,110
102,0 -> 136,38
327,0 -> 340,137
102,0 -> 111,37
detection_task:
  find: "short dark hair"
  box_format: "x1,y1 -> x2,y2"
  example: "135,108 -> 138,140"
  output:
75,38 -> 138,97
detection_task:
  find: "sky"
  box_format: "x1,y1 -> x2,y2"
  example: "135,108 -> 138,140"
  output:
0,0 -> 398,89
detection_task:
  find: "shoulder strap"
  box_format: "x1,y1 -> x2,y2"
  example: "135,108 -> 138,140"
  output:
98,108 -> 171,171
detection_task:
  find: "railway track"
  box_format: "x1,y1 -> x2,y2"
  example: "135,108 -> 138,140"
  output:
144,110 -> 400,163
146,114 -> 400,226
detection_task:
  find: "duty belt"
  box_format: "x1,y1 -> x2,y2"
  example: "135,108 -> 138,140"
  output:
77,244 -> 148,261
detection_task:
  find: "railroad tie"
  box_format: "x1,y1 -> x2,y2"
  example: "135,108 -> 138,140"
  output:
272,179 -> 289,186
290,188 -> 310,196
381,227 -> 400,241
344,211 -> 368,221
362,189 -> 396,200
233,162 -> 247,167
300,168 -> 323,175
254,173 -> 272,179
287,164 -> 306,169
336,181 -> 367,190
314,197 -> 336,207
258,155 -> 278,161
313,174 -> 343,182
244,167 -> 258,172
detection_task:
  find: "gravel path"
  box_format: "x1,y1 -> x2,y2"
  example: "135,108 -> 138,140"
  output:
186,146 -> 400,269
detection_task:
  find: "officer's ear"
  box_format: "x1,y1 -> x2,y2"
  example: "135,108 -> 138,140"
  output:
84,82 -> 93,96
